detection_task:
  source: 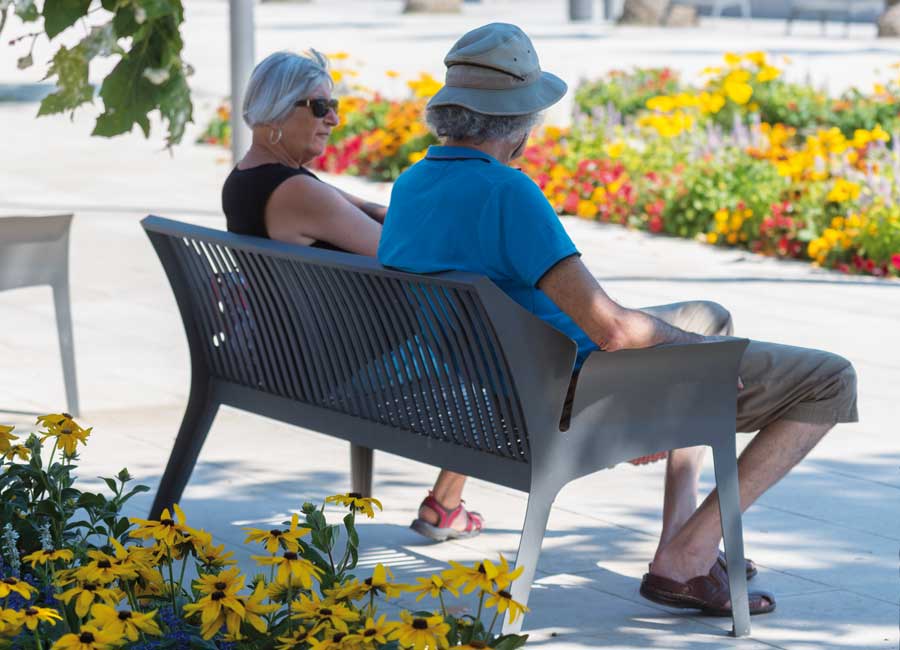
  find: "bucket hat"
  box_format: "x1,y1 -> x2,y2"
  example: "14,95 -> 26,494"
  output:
427,23 -> 567,116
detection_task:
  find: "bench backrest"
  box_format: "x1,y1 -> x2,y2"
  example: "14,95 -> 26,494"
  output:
143,217 -> 578,467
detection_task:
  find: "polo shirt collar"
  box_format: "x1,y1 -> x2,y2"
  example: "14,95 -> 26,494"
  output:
425,145 -> 498,164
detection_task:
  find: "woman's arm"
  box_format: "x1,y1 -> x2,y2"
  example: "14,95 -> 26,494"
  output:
265,175 -> 382,256
334,187 -> 388,223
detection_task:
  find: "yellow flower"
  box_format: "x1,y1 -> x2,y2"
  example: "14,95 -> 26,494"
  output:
404,574 -> 459,602
226,582 -> 278,638
590,186 -> 607,203
22,549 -> 74,568
88,604 -> 161,641
706,232 -> 719,245
385,70 -> 400,79
328,51 -> 349,61
361,563 -> 405,599
50,624 -> 122,650
244,514 -> 311,554
0,577 -> 37,600
756,66 -> 781,82
253,550 -> 323,588
276,625 -> 319,649
325,493 -> 383,518
0,425 -> 18,452
484,588 -> 529,623
77,549 -> 137,584
724,80 -> 753,105
646,95 -> 675,112
408,149 -> 428,164
745,50 -> 768,67
183,587 -> 246,640
3,444 -> 30,461
308,630 -> 358,650
195,566 -> 244,597
18,605 -> 63,630
604,140 -> 625,159
325,578 -> 370,602
346,614 -> 392,645
196,541 -> 237,569
129,503 -> 190,548
723,52 -> 742,66
407,72 -> 443,98
826,178 -> 861,203
576,200 -> 598,219
290,592 -> 359,632
441,556 -> 523,595
57,582 -> 124,618
331,70 -> 344,83
389,610 -> 449,650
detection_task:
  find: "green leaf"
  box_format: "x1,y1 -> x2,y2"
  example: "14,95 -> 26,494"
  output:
491,634 -> 529,650
42,0 -> 91,39
38,44 -> 94,116
14,0 -> 39,22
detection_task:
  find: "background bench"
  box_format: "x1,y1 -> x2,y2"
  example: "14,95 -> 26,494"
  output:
141,215 -> 752,635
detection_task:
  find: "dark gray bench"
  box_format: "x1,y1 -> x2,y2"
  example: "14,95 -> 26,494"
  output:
141,215 -> 752,635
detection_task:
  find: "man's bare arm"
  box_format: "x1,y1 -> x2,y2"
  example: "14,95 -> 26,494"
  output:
537,255 -> 704,352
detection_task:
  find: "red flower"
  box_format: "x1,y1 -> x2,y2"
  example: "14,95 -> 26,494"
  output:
648,215 -> 664,233
563,192 -> 579,214
891,253 -> 900,271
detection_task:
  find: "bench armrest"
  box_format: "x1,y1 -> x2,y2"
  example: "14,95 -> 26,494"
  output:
538,338 -> 749,480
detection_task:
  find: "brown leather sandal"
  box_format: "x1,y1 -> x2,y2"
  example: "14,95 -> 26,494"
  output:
717,550 -> 758,581
640,561 -> 775,617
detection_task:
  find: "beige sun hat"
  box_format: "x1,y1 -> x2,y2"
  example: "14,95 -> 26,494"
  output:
427,23 -> 567,117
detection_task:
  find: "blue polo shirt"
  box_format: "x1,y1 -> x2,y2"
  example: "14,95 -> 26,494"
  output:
378,145 -> 597,367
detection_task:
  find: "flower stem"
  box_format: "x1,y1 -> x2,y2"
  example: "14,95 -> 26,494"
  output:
438,591 -> 448,619
487,610 -> 500,638
33,628 -> 44,650
165,546 -> 178,614
476,591 -> 485,625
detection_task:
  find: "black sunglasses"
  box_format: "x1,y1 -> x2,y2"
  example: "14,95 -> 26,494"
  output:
294,98 -> 339,118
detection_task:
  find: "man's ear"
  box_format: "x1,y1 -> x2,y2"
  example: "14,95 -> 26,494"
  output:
510,129 -> 531,161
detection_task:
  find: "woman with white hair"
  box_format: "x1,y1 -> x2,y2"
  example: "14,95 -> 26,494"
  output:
222,50 -> 385,254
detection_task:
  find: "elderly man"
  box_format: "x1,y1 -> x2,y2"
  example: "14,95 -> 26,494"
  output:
378,23 -> 857,616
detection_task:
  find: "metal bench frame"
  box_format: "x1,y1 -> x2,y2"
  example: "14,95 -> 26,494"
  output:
142,215 -> 752,636
0,214 -> 79,416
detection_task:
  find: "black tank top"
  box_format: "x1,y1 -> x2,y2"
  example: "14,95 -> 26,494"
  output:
221,163 -> 347,252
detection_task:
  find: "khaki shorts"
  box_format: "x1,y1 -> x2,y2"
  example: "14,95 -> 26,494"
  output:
563,300 -> 858,433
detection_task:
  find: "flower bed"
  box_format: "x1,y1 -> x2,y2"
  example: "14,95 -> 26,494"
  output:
0,417 -> 530,649
198,52 -> 900,277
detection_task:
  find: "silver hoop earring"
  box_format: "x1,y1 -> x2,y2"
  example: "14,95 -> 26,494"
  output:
268,127 -> 283,145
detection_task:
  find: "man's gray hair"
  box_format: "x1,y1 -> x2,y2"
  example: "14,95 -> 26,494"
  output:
426,105 -> 541,143
242,50 -> 333,127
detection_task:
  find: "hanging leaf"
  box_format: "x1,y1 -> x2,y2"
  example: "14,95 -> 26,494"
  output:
37,44 -> 94,116
42,0 -> 92,39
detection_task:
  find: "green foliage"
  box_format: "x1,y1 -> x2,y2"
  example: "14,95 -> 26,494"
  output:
3,0 -> 193,146
574,67 -> 683,118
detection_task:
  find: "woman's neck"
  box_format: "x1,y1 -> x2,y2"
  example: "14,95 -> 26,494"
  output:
243,136 -> 304,169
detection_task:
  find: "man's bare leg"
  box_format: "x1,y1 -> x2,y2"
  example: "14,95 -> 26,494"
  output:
651,419 -> 831,584
417,469 -> 472,532
656,446 -> 706,552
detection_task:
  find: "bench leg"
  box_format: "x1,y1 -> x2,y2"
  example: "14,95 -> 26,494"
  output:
350,444 -> 373,496
150,384 -> 218,519
712,439 -> 751,637
502,486 -> 556,635
52,279 -> 79,418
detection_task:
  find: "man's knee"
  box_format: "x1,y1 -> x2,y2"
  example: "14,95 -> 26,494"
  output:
696,300 -> 733,337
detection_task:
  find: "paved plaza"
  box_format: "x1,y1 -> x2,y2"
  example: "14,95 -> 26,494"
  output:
1,1 -> 899,648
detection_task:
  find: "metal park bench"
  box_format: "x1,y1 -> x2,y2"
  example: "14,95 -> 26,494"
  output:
786,0 -> 882,35
142,215 -> 753,635
0,214 -> 79,416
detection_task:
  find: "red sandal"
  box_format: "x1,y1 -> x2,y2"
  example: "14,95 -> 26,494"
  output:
410,492 -> 485,542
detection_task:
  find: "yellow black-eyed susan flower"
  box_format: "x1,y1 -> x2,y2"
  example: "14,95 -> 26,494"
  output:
194,566 -> 244,597
404,574 -> 459,602
484,588 -> 529,623
307,630 -> 358,650
253,550 -> 323,589
77,549 -> 137,583
3,444 -> 30,461
276,625 -> 319,650
0,576 -> 37,600
244,512 -> 310,554
388,610 -> 450,650
324,578 -> 369,602
87,604 -> 161,641
22,548 -> 74,568
37,413 -> 91,457
57,581 -> 124,618
325,493 -> 383,519
360,563 -> 405,599
0,424 -> 17,453
50,624 -> 122,650
290,592 -> 359,633
129,504 -> 190,548
196,540 -> 237,569
183,587 -> 246,640
346,614 -> 392,645
223,582 -> 279,639
17,605 -> 63,631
